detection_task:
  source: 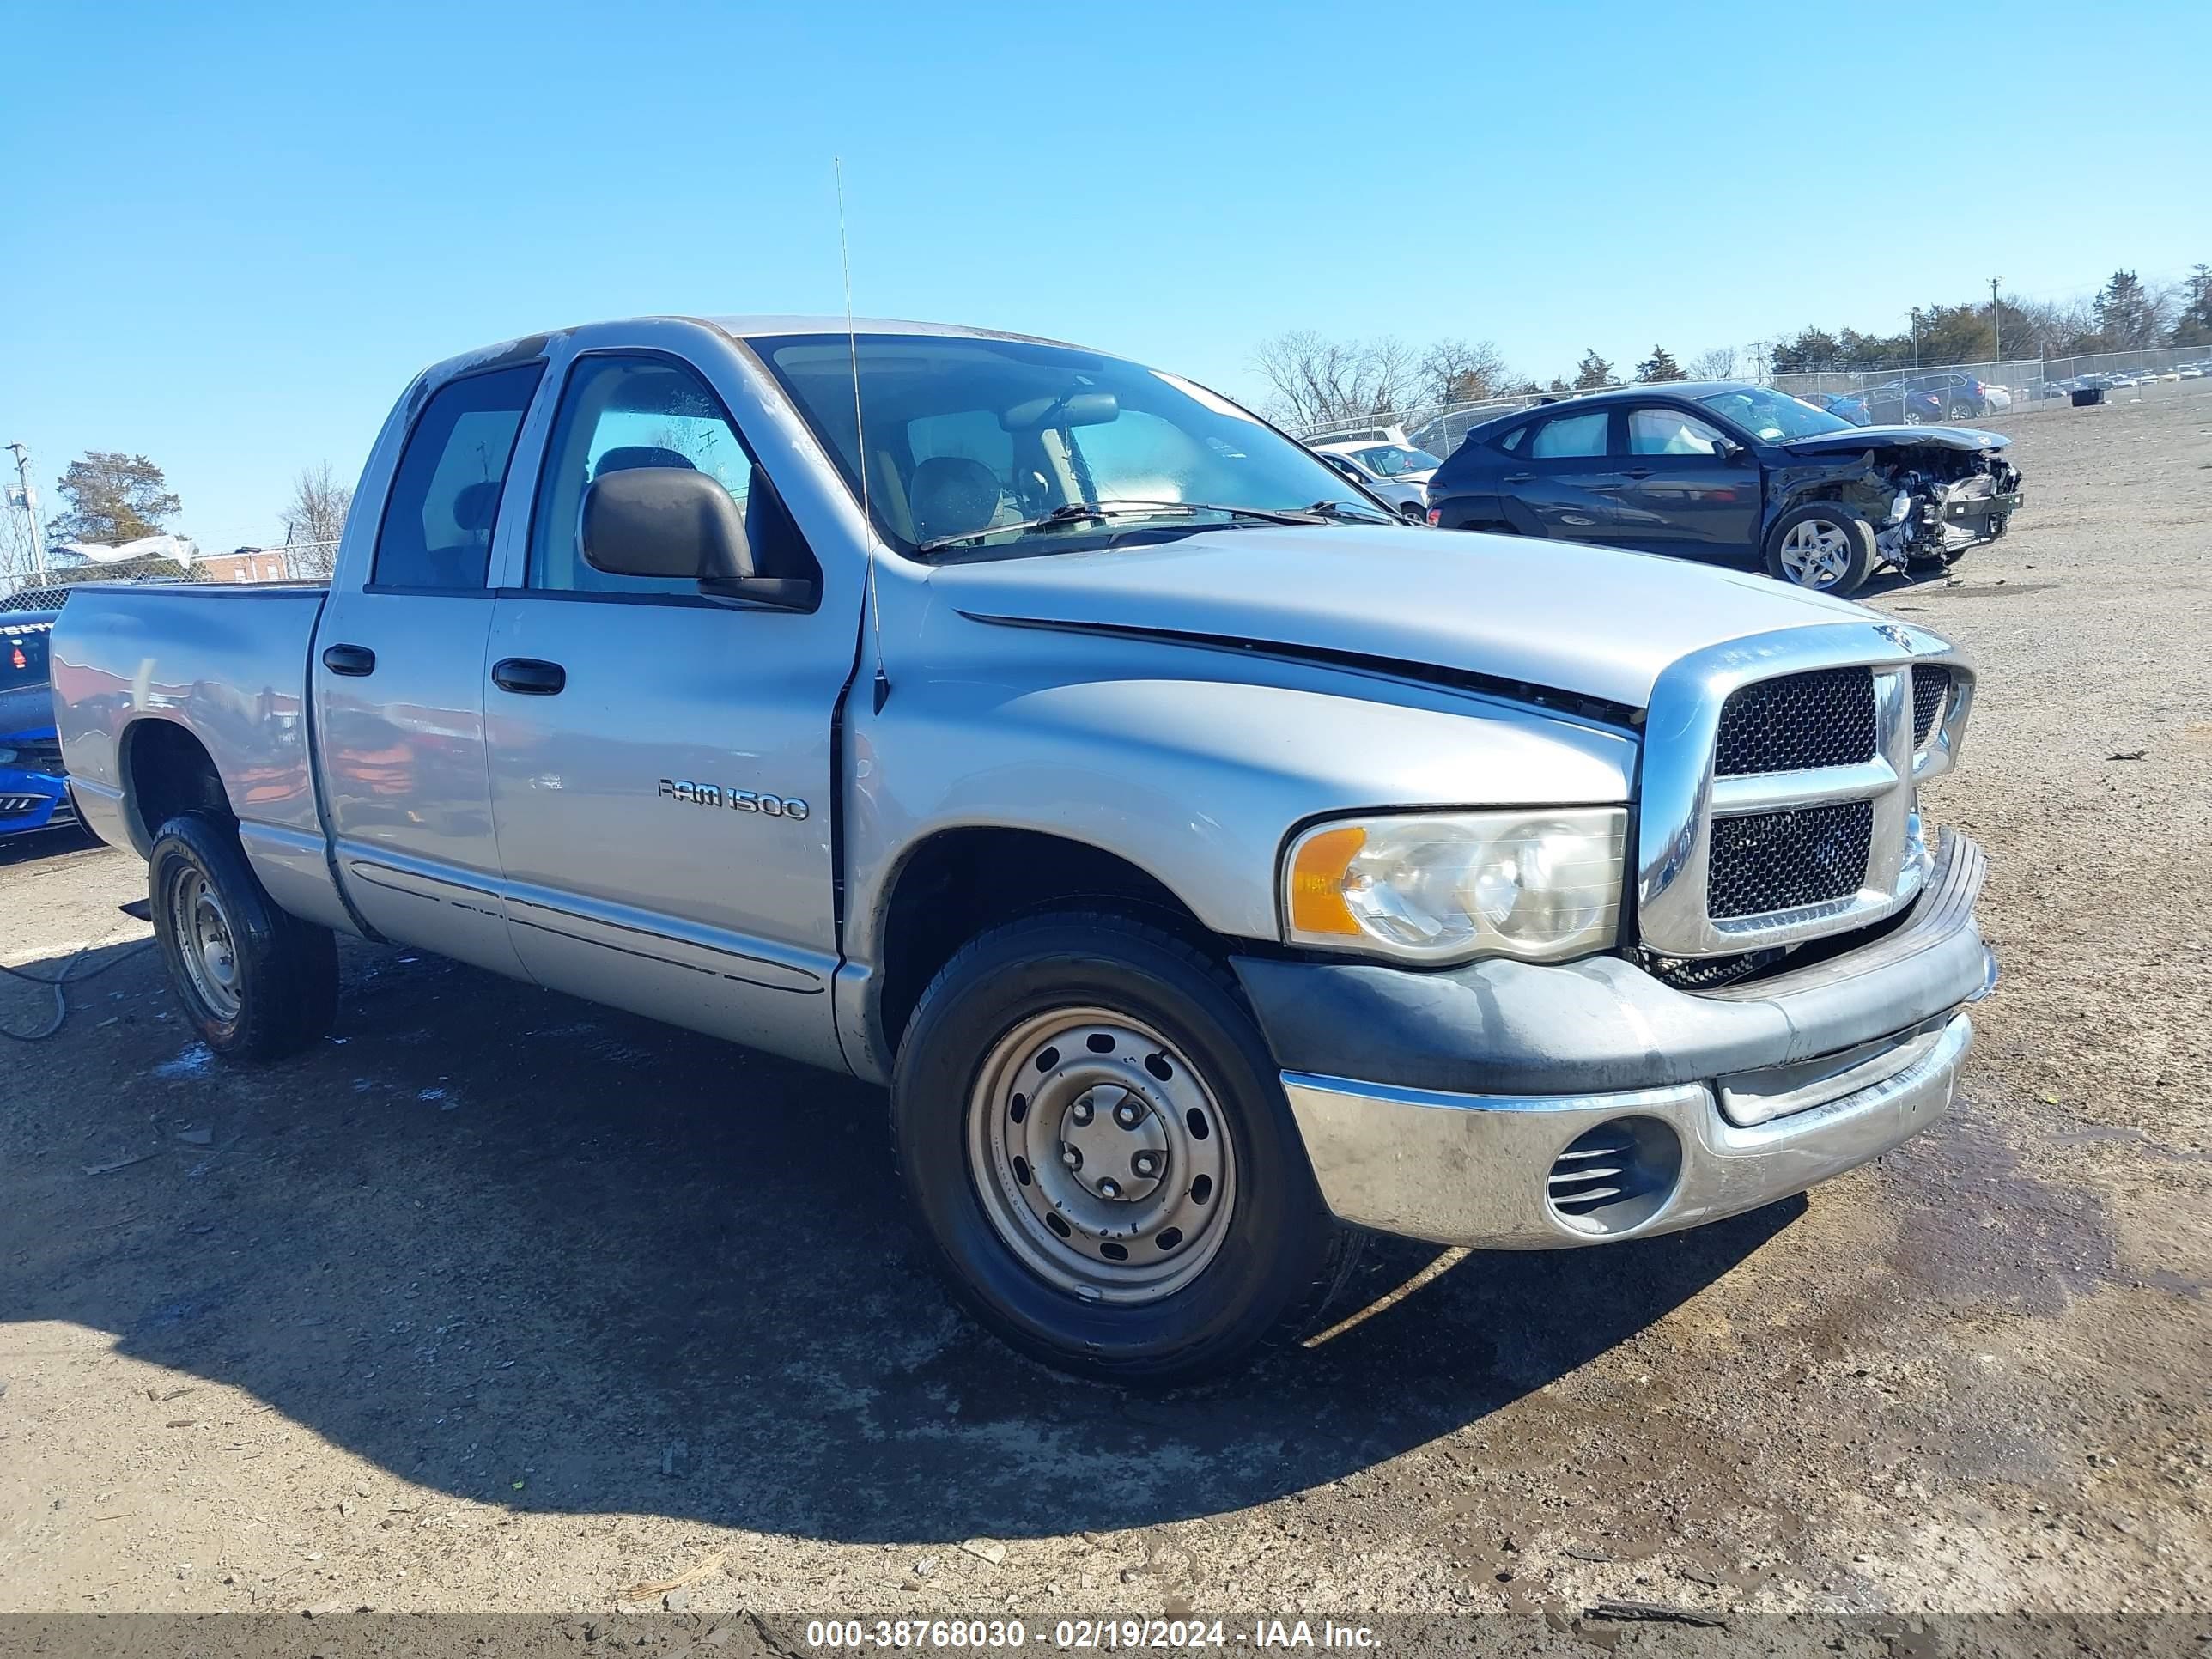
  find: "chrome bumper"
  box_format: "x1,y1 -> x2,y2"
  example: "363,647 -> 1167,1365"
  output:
1283,1010 -> 1972,1249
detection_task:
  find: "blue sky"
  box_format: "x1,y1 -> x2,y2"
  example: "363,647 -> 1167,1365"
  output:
3,0 -> 2206,553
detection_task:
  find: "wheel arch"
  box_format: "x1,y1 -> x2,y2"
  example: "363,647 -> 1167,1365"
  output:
118,717 -> 233,855
863,825 -> 1231,1073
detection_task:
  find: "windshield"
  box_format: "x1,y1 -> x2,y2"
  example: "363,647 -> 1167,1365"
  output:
1694,387 -> 1854,442
756,333 -> 1390,555
1352,444 -> 1443,477
2,622 -> 53,693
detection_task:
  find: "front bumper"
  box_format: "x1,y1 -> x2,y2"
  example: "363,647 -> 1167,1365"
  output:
1237,832 -> 1993,1249
0,770 -> 72,837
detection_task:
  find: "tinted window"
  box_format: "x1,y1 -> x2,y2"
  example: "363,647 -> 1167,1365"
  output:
374,365 -> 543,590
530,356 -> 763,595
3,622 -> 52,690
1527,410 -> 1609,459
1627,408 -> 1729,456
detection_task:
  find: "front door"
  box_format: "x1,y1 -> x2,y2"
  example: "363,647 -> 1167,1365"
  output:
314,362 -> 544,976
1611,404 -> 1762,556
483,349 -> 853,1073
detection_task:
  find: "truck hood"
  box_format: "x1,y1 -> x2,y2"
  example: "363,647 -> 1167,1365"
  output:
1784,424 -> 2010,455
930,526 -> 1871,711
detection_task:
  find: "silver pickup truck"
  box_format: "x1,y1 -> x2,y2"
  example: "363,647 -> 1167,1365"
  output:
52,316 -> 1996,1382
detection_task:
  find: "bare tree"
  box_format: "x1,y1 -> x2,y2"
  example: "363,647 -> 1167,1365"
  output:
281,462 -> 354,578
1419,337 -> 1511,405
1688,345 -> 1739,380
1364,336 -> 1423,418
1251,331 -> 1437,429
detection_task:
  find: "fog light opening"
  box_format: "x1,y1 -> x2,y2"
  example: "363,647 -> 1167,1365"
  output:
1547,1115 -> 1683,1237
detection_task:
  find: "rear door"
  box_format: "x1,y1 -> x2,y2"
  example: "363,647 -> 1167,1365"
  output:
1612,404 -> 1761,556
313,362 -> 543,975
481,344 -> 851,1073
1497,408 -> 1623,541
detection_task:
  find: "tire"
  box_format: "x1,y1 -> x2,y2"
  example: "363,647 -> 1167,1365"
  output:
1765,503 -> 1876,598
891,910 -> 1358,1386
149,811 -> 338,1060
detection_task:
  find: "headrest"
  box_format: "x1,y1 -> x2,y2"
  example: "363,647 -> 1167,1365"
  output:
595,445 -> 697,478
452,480 -> 501,534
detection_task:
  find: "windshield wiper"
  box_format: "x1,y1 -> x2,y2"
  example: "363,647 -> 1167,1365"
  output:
1301,499 -> 1397,525
915,499 -> 1322,554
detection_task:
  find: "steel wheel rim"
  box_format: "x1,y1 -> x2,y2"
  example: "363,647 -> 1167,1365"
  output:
966,1006 -> 1237,1304
1778,519 -> 1851,588
172,868 -> 242,1020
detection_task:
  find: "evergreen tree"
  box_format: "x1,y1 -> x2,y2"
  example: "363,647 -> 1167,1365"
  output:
1571,349 -> 1613,391
1637,345 -> 1685,382
52,453 -> 181,544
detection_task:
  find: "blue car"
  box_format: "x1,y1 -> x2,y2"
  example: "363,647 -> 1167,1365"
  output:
1810,392 -> 1873,425
0,610 -> 72,838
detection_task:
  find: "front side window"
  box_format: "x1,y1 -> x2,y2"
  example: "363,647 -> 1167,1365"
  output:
1627,408 -> 1730,456
757,332 -> 1392,556
529,356 -> 761,595
1527,410 -> 1609,459
373,364 -> 543,590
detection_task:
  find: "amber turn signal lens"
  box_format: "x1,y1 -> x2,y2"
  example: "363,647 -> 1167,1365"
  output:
1287,824 -> 1368,936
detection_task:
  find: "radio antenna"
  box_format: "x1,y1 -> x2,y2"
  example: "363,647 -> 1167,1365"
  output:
836,156 -> 889,714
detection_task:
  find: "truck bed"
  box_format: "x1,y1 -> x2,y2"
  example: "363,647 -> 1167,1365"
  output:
52,581 -> 331,860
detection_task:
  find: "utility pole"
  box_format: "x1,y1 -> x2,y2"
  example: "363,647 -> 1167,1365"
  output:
4,442 -> 47,580
1989,276 -> 2003,364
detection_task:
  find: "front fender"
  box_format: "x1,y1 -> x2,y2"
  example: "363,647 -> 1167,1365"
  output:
842,605 -> 1638,970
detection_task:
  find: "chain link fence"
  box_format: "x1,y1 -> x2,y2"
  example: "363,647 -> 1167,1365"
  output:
1296,341 -> 2212,456
1772,344 -> 2209,407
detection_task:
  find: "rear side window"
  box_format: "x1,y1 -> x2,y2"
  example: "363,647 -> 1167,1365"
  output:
373,364 -> 544,590
1527,410 -> 1609,459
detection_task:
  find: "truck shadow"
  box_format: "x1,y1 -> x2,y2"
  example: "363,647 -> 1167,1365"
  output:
3,939 -> 1797,1546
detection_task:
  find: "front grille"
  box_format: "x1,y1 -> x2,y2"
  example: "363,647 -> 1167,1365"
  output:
1911,665 -> 1951,748
1707,799 -> 1874,920
1714,667 -> 1877,776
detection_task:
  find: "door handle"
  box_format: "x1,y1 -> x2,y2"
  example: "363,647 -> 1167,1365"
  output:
1503,472 -> 1534,483
321,643 -> 376,677
1623,467 -> 1653,478
491,657 -> 567,696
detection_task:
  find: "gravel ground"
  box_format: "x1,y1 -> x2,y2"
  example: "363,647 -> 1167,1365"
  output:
1,388 -> 2207,1625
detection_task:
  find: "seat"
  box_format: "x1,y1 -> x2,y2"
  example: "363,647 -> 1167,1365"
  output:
910,456 -> 1003,544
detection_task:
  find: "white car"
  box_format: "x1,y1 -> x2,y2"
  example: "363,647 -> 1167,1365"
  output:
1311,440 -> 1446,518
1979,385 -> 2014,411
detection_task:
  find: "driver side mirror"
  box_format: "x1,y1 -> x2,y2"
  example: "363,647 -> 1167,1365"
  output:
582,467 -> 810,608
1716,439 -> 1748,464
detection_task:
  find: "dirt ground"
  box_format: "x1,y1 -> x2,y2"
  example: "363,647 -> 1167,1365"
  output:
2,387 -> 2208,1625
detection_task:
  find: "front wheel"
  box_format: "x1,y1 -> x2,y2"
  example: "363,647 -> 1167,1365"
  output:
149,811 -> 338,1059
891,911 -> 1356,1385
1765,504 -> 1876,597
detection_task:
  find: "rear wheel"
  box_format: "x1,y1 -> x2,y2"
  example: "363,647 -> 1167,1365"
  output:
1765,504 -> 1875,597
149,811 -> 338,1059
891,911 -> 1357,1385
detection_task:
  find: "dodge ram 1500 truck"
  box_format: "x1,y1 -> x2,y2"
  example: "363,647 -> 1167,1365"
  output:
52,317 -> 1997,1382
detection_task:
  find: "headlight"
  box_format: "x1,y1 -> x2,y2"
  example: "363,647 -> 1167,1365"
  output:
1284,808 -> 1626,964
1888,490 -> 1912,524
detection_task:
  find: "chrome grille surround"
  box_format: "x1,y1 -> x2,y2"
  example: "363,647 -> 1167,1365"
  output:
1637,621 -> 1974,959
